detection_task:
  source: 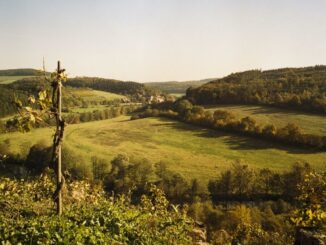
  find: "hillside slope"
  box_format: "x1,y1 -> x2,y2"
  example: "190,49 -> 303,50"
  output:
0,68 -> 42,76
68,77 -> 148,97
0,68 -> 47,85
144,79 -> 214,94
186,66 -> 326,113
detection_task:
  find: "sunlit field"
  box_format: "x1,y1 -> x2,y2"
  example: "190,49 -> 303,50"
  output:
1,116 -> 325,184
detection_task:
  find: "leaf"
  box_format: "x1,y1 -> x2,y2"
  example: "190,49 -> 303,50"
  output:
14,98 -> 23,108
24,106 -> 32,112
35,116 -> 43,123
28,96 -> 36,104
29,114 -> 35,123
38,90 -> 47,101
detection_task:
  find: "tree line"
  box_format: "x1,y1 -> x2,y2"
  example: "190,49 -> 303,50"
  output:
186,66 -> 326,113
2,105 -> 140,133
133,99 -> 326,150
64,105 -> 141,124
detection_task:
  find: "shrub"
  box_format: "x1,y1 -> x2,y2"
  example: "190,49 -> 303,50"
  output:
0,176 -> 195,244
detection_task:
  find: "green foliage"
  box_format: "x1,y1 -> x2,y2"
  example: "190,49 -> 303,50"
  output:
0,176 -> 194,244
291,170 -> 326,229
188,202 -> 294,244
0,87 -> 30,118
103,156 -> 202,204
104,154 -> 154,201
230,223 -> 291,245
6,77 -> 58,132
208,162 -> 318,202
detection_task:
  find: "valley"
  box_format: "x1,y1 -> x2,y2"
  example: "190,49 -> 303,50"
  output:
1,115 -> 325,184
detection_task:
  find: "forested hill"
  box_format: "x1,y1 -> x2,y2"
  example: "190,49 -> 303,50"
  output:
4,76 -> 146,95
186,65 -> 326,113
0,68 -> 43,76
67,77 -> 146,96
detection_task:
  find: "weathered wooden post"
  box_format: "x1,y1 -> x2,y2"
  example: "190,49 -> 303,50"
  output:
56,61 -> 63,215
51,60 -> 65,215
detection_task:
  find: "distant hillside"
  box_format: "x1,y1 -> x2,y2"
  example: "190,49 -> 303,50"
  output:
0,68 -> 42,76
67,77 -> 147,96
4,76 -> 148,97
144,79 -> 215,94
0,75 -> 147,117
0,68 -> 48,85
186,65 -> 326,113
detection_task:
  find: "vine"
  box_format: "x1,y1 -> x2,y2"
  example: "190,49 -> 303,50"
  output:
7,61 -> 67,215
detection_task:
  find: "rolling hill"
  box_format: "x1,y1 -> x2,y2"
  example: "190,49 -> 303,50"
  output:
0,68 -> 46,84
186,65 -> 326,113
144,78 -> 215,94
0,68 -> 43,76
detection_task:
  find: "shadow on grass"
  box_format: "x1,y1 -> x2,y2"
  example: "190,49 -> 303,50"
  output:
248,106 -> 308,116
206,104 -> 326,117
149,117 -> 323,155
222,135 -> 322,154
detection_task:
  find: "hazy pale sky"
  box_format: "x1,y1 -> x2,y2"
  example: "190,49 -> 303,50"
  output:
1,0 -> 325,82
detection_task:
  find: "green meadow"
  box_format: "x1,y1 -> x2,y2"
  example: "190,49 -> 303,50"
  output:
206,104 -> 326,136
1,116 -> 325,184
65,88 -> 126,103
0,75 -> 36,84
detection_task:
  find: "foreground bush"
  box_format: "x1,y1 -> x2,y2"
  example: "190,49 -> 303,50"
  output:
0,175 -> 194,244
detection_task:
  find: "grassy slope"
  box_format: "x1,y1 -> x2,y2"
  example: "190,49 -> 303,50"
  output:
144,79 -> 213,94
1,116 -> 325,184
0,76 -> 36,84
206,105 -> 326,136
65,88 -> 126,102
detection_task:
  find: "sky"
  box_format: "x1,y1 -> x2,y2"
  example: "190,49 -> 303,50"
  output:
0,0 -> 326,82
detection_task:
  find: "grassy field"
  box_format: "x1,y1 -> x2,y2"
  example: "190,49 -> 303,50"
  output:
68,105 -> 110,113
169,93 -> 185,98
1,116 -> 325,184
0,75 -> 36,84
65,88 -> 126,102
206,104 -> 326,136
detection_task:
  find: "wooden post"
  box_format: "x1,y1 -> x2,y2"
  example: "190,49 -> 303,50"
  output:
57,61 -> 62,215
